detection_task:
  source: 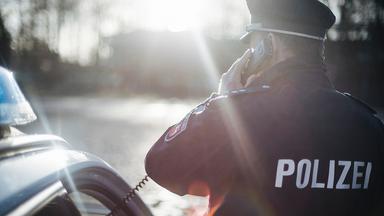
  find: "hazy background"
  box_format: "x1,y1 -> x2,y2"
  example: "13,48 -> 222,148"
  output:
0,0 -> 383,215
0,0 -> 383,102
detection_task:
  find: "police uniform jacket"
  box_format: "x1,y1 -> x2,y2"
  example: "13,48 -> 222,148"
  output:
145,57 -> 384,216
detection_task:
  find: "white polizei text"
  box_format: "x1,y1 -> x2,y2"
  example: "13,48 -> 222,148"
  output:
275,159 -> 372,189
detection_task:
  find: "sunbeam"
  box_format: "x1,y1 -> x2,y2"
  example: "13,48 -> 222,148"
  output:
191,27 -> 269,215
192,28 -> 257,177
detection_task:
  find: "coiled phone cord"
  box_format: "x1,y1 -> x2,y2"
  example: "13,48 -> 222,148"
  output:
123,175 -> 150,203
107,175 -> 150,216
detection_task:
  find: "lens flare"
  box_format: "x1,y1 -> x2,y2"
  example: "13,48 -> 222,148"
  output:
190,24 -> 273,215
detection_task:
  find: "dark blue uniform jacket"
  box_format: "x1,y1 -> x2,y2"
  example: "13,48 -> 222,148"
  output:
145,57 -> 384,215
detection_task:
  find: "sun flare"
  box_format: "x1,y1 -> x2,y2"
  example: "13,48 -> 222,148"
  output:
145,0 -> 204,32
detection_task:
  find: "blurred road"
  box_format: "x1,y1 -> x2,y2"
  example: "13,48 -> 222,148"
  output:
21,96 -> 208,216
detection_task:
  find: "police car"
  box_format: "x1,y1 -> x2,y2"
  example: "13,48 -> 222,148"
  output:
0,67 -> 152,216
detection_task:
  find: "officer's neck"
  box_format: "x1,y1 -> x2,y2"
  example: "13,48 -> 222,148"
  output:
245,46 -> 294,86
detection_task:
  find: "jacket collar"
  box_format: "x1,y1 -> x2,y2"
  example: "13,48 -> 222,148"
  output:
247,57 -> 333,89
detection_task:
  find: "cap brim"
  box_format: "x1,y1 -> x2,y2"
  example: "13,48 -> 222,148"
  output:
240,32 -> 251,43
245,24 -> 325,41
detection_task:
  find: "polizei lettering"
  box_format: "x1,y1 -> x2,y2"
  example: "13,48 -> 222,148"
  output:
275,159 -> 372,189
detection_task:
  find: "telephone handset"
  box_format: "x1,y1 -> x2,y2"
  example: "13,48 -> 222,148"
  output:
241,36 -> 273,85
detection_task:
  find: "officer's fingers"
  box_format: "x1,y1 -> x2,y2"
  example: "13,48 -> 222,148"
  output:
228,49 -> 251,73
228,58 -> 241,72
240,49 -> 252,65
245,74 -> 258,87
233,49 -> 252,76
237,49 -> 252,71
219,50 -> 250,93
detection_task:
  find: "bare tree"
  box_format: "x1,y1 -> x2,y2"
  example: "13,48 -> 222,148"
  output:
0,11 -> 11,67
91,0 -> 111,65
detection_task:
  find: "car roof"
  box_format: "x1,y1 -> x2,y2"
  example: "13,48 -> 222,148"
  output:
0,134 -> 70,159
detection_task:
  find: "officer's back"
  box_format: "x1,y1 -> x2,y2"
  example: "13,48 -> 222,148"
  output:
214,58 -> 384,215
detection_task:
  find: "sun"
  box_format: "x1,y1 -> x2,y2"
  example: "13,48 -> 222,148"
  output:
145,0 -> 203,32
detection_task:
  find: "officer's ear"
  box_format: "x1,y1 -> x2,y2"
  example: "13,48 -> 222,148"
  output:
266,33 -> 293,62
267,33 -> 294,62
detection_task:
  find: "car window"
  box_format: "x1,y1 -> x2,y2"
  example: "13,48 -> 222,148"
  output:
33,194 -> 81,216
60,167 -> 153,216
68,191 -> 110,216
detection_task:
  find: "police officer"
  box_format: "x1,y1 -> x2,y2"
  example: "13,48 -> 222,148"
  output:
145,0 -> 384,215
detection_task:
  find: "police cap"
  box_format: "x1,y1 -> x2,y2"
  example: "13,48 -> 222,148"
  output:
241,0 -> 336,41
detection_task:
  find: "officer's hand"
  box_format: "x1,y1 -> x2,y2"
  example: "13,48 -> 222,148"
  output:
218,49 -> 251,94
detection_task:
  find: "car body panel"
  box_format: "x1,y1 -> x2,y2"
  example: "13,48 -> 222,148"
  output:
0,134 -> 126,215
7,181 -> 67,216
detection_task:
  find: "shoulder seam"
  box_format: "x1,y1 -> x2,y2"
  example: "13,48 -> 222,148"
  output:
343,92 -> 377,114
209,85 -> 272,103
